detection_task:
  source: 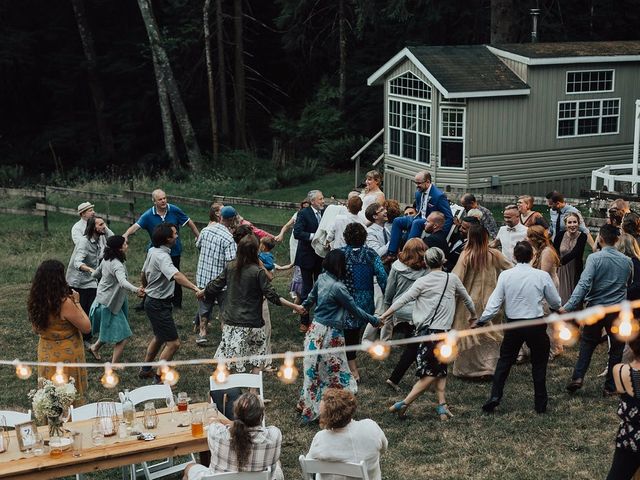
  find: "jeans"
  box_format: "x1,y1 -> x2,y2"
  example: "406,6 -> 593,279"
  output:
490,324 -> 550,411
388,216 -> 426,255
299,262 -> 322,326
606,448 -> 640,480
572,312 -> 624,392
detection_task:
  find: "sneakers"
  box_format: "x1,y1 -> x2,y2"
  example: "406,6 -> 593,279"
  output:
195,335 -> 208,345
566,378 -> 583,394
138,368 -> 155,379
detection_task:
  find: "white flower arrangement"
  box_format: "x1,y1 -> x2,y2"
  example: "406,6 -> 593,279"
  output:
28,378 -> 77,423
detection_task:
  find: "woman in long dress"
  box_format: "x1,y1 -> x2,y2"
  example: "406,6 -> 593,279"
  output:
553,212 -> 587,304
452,224 -> 511,378
359,170 -> 385,224
297,250 -> 381,424
28,260 -> 91,403
517,195 -> 548,228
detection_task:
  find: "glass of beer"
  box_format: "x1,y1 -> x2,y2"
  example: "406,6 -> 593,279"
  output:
190,408 -> 204,437
177,392 -> 189,412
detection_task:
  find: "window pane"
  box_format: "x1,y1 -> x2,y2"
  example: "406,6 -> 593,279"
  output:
440,140 -> 463,168
418,134 -> 430,163
389,72 -> 431,100
577,118 -> 599,135
389,128 -> 400,155
402,103 -> 417,130
402,131 -> 416,159
558,119 -> 575,137
389,100 -> 400,128
566,70 -> 613,93
417,105 -> 430,134
601,117 -> 618,133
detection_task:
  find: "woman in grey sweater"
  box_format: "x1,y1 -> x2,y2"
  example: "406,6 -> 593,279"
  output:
89,235 -> 143,363
380,247 -> 476,420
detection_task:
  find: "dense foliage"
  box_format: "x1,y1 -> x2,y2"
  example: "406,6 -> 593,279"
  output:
0,0 -> 638,179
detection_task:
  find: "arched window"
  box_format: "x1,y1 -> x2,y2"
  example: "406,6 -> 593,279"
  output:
389,72 -> 431,100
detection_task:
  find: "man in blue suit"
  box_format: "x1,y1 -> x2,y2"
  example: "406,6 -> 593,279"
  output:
385,171 -> 453,261
294,190 -> 325,333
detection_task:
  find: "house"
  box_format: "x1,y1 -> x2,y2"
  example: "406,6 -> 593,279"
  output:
367,41 -> 640,200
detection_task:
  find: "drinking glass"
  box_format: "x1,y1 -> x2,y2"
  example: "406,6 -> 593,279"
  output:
190,408 -> 204,437
32,433 -> 45,456
72,431 -> 83,457
91,421 -> 105,446
177,392 -> 188,412
49,436 -> 63,458
204,404 -> 218,427
165,394 -> 177,422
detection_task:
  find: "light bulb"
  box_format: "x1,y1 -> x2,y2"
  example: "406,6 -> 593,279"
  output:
577,306 -> 606,326
553,321 -> 578,346
100,363 -> 119,388
14,360 -> 32,380
277,352 -> 298,384
367,341 -> 391,360
160,365 -> 180,386
51,363 -> 68,386
434,331 -> 459,364
212,361 -> 229,384
612,302 -> 640,341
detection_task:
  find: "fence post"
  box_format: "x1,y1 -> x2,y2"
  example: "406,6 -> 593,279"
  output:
42,186 -> 49,234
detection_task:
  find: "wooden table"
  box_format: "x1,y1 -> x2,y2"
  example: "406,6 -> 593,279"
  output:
0,403 -> 223,480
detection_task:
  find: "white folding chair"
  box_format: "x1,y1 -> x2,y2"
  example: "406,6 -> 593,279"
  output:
0,409 -> 31,428
299,454 -> 369,480
209,372 -> 265,426
119,384 -> 196,480
201,470 -> 270,479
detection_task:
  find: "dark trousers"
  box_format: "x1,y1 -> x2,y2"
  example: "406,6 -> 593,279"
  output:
606,448 -> 640,480
299,262 -> 322,326
388,323 -> 417,384
572,312 -> 624,392
171,255 -> 182,308
490,324 -> 550,411
344,328 -> 362,361
76,287 -> 96,342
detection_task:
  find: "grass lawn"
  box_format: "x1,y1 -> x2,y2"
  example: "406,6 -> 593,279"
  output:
0,174 -> 619,479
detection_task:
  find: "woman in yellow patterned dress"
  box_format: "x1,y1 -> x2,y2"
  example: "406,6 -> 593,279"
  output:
28,259 -> 91,403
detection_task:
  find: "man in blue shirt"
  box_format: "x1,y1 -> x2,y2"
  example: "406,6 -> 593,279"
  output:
124,189 -> 200,308
563,224 -> 632,396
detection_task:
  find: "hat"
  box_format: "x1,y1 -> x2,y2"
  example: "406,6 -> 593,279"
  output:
220,206 -> 237,219
77,202 -> 94,215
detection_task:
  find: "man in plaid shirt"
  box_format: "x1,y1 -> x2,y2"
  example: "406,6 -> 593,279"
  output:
194,203 -> 237,344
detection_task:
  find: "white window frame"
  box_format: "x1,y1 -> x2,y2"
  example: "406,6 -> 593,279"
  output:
565,69 -> 615,95
556,97 -> 621,139
386,71 -> 433,165
438,106 -> 466,170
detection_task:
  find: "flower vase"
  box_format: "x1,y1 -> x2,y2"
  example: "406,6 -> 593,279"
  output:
48,416 -> 64,438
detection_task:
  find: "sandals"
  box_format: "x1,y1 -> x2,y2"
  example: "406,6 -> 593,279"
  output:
388,400 -> 408,419
436,403 -> 453,421
88,345 -> 102,361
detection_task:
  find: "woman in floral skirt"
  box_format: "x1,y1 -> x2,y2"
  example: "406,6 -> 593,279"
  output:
297,250 -> 382,424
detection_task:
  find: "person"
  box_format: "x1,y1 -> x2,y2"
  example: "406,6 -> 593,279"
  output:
491,205 -> 528,264
221,205 -> 275,240
451,224 -> 511,378
66,215 -> 109,348
294,190 -> 325,333
423,211 -> 450,255
460,193 -> 498,238
275,199 -> 310,266
617,233 -> 640,300
384,239 -> 429,391
89,236 -> 144,364
564,224 -> 633,396
307,389 -> 388,480
258,236 -> 276,273
623,212 -> 640,243
546,191 -> 591,244
553,212 -> 588,304
472,241 -> 562,414
359,170 -> 385,223
444,216 -> 479,272
28,260 -> 91,403
385,170 -> 454,261
123,189 -> 200,309
365,202 -> 390,257
258,235 -> 277,369
403,205 -> 417,217
71,201 -> 113,245
328,194 -> 365,250
139,224 -> 202,384
203,235 -> 304,373
340,223 -> 387,382
297,250 -> 382,424
517,195 -> 548,228
605,337 -> 640,480
382,247 -> 476,420
183,393 -> 284,480
193,203 -> 237,344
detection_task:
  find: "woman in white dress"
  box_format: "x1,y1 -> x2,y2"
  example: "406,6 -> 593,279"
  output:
359,170 -> 385,224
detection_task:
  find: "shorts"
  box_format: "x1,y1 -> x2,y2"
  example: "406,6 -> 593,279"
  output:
144,297 -> 178,342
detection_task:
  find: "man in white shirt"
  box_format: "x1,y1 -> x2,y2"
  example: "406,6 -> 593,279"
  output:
472,241 -> 562,414
491,205 -> 528,263
365,202 -> 390,257
327,194 -> 365,250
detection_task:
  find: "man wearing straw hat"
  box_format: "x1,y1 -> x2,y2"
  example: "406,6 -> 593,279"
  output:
72,201 -> 113,245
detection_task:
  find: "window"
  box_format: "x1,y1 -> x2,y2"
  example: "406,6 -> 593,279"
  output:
440,107 -> 464,168
388,100 -> 430,163
557,98 -> 620,137
389,72 -> 431,100
566,70 -> 614,94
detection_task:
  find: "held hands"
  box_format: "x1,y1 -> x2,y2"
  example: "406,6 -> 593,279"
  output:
292,304 -> 306,316
375,316 -> 385,328
195,289 -> 205,300
136,286 -> 145,298
274,234 -> 284,243
469,318 -> 481,329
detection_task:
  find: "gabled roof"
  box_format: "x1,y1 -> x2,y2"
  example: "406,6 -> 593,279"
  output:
367,45 -> 530,98
488,41 -> 640,65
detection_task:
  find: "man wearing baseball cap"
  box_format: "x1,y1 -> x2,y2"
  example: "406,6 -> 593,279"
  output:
72,201 -> 113,245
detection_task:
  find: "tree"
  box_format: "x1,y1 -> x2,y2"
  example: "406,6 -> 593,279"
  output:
216,0 -> 230,139
69,0 -> 115,162
232,0 -> 248,149
203,0 -> 219,161
137,0 -> 202,169
491,0 -> 518,43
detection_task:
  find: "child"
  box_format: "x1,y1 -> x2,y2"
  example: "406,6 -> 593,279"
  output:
258,236 -> 277,371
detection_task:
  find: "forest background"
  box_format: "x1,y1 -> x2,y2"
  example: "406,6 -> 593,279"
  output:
1,0 -> 639,187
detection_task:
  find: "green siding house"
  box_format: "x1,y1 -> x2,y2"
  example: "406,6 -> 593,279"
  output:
367,41 -> 640,200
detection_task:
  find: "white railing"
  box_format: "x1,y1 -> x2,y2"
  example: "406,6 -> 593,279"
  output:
351,128 -> 384,188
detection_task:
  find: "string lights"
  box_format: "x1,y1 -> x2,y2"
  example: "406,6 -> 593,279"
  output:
5,300 -> 640,389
